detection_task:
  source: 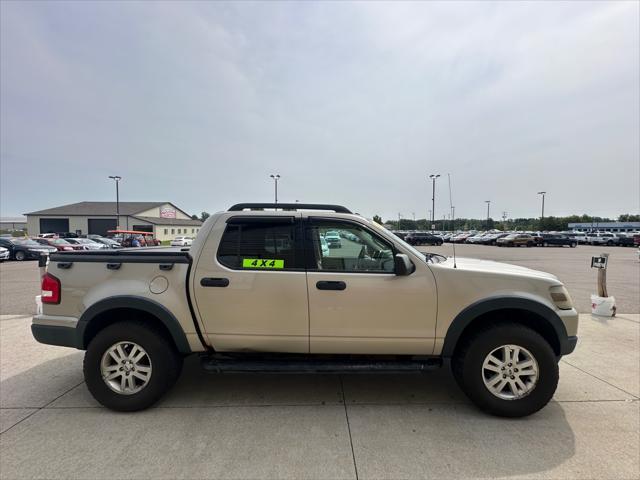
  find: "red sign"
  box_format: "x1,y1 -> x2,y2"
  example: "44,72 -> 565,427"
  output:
160,207 -> 176,219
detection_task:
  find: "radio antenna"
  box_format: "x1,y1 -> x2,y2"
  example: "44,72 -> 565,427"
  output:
448,173 -> 457,268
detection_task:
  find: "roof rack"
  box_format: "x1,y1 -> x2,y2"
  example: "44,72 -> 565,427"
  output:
228,203 -> 352,214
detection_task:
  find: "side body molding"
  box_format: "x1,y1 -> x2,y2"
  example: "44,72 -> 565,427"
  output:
78,296 -> 192,354
441,296 -> 570,358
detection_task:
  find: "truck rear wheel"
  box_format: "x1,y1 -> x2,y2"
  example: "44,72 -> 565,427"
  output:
453,324 -> 558,417
84,321 -> 183,411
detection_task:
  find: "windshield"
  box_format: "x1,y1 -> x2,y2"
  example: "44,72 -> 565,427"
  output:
52,239 -> 72,245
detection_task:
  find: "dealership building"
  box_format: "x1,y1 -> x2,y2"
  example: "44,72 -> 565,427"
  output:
25,202 -> 203,241
567,221 -> 640,233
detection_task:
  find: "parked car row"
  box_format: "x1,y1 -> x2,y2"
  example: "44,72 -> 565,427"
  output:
0,237 -> 58,261
0,234 -> 126,261
390,229 -> 640,248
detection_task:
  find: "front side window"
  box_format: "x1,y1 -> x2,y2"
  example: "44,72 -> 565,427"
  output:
308,221 -> 394,273
217,219 -> 299,270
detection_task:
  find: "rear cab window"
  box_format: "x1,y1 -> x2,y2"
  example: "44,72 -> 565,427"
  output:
216,217 -> 303,271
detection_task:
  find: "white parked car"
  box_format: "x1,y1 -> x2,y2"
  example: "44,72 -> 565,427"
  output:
65,238 -> 107,250
320,236 -> 330,257
589,233 -> 617,246
0,246 -> 9,261
170,236 -> 193,247
567,232 -> 588,244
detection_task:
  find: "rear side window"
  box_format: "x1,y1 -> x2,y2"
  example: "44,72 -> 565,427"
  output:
217,219 -> 300,270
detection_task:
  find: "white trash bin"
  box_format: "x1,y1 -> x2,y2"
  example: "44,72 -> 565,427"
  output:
591,295 -> 616,317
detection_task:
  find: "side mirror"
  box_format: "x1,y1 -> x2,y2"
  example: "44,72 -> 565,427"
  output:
394,253 -> 414,276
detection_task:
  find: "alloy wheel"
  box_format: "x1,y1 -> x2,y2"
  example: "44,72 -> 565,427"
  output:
100,341 -> 153,395
482,344 -> 539,400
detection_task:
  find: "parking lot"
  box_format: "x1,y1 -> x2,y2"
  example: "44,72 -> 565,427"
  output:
416,243 -> 640,314
2,243 -> 637,316
1,247 -> 639,479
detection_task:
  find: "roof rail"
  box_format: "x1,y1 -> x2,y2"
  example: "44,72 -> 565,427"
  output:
228,203 -> 352,214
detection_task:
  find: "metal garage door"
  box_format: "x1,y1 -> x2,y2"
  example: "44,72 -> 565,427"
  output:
40,218 -> 69,234
88,218 -> 117,236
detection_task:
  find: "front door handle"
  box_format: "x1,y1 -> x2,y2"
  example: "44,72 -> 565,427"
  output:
316,281 -> 346,291
200,277 -> 230,287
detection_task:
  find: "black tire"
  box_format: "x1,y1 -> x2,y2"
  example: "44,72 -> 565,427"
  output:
14,250 -> 26,261
452,323 -> 558,417
84,321 -> 183,412
570,242 -> 577,248
526,242 -> 533,247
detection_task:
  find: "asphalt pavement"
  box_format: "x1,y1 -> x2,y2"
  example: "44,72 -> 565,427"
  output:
2,243 -> 637,315
416,243 -> 639,314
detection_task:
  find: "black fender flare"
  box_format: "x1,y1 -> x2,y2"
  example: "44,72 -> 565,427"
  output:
441,296 -> 570,358
77,296 -> 192,354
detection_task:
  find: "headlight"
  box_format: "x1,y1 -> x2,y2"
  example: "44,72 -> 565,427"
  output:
550,285 -> 573,310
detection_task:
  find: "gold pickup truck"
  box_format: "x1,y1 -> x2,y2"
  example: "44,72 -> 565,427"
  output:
32,203 -> 578,417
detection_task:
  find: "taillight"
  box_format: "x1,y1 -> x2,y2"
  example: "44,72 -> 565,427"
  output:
41,273 -> 61,304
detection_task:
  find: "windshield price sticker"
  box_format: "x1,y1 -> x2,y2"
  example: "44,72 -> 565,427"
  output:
243,258 -> 284,269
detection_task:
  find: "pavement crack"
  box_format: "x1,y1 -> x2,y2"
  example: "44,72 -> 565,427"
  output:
0,380 -> 86,435
561,360 -> 639,400
340,375 -> 359,480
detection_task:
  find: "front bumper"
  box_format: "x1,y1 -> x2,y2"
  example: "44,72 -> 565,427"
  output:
557,307 -> 579,355
563,336 -> 578,355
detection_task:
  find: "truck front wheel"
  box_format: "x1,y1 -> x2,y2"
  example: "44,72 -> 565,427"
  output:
453,324 -> 558,417
84,321 -> 183,411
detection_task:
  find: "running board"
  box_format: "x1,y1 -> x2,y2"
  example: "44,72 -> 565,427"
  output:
200,355 -> 442,374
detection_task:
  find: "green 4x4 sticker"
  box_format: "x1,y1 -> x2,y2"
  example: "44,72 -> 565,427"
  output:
242,258 -> 284,269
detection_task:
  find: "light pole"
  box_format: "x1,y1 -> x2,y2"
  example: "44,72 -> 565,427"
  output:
429,174 -> 440,228
398,213 -> 402,230
502,211 -> 508,231
270,174 -> 280,204
537,191 -> 546,221
108,176 -> 122,228
485,200 -> 491,230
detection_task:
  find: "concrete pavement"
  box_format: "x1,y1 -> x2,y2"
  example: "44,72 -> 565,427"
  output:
1,313 -> 638,479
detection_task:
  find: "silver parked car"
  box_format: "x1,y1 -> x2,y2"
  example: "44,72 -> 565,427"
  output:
65,238 -> 107,250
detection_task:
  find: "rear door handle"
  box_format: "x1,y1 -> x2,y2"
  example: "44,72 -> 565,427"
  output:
316,281 -> 346,291
200,277 -> 230,287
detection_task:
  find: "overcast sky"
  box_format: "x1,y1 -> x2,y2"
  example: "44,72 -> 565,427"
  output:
1,1 -> 638,222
